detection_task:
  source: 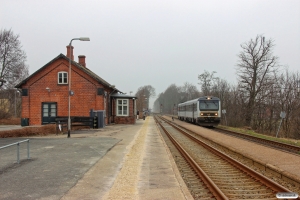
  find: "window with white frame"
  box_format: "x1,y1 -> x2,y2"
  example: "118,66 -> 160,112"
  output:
58,72 -> 68,84
117,99 -> 128,116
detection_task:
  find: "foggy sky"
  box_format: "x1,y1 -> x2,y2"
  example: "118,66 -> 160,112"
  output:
1,0 -> 299,108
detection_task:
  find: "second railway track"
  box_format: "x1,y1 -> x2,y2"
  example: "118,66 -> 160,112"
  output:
213,127 -> 300,156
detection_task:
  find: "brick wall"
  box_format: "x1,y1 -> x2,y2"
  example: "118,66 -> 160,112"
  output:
21,58 -> 110,125
113,98 -> 136,124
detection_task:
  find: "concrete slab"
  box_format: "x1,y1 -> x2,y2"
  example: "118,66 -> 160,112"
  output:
0,136 -> 120,200
0,125 -> 22,131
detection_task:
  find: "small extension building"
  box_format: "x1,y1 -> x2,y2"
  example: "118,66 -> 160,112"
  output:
15,45 -> 137,126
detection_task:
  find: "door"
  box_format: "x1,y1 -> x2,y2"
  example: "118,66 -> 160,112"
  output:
42,102 -> 57,124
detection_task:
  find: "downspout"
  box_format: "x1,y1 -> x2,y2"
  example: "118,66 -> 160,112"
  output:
108,85 -> 116,124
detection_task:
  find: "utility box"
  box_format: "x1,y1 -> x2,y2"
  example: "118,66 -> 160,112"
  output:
21,118 -> 29,126
90,110 -> 105,128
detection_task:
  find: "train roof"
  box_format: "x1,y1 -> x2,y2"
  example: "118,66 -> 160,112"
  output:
178,96 -> 220,106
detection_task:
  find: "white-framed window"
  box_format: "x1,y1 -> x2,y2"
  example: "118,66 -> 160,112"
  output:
116,99 -> 128,116
58,72 -> 68,84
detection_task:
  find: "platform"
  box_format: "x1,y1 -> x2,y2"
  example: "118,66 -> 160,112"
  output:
1,117 -> 192,199
61,116 -> 192,200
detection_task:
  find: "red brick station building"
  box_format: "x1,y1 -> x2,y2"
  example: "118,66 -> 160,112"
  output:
15,45 -> 137,126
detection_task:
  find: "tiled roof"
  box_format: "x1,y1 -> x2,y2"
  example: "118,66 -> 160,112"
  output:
111,93 -> 137,99
15,53 -> 120,93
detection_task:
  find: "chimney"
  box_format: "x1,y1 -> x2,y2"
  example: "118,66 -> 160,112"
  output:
66,45 -> 74,61
78,55 -> 86,67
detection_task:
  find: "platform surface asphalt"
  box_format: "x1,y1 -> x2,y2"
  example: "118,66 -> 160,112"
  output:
0,132 -> 120,200
0,117 -> 192,200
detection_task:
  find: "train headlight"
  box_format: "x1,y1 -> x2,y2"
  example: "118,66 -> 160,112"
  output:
215,113 -> 218,116
200,112 -> 204,116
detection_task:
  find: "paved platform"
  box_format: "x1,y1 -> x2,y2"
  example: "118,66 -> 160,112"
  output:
0,117 -> 192,200
0,125 -> 22,131
0,136 -> 120,200
62,117 -> 192,200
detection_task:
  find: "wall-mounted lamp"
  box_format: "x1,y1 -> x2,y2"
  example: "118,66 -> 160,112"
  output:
46,87 -> 50,92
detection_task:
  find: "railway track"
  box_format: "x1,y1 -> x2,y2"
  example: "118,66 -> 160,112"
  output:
154,115 -> 296,200
166,114 -> 300,156
214,127 -> 300,156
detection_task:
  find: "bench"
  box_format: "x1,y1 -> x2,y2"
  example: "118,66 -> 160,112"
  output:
55,116 -> 97,134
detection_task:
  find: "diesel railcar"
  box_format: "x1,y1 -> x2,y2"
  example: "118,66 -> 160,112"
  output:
178,96 -> 221,127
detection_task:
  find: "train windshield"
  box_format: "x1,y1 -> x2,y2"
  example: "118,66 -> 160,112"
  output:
199,100 -> 219,111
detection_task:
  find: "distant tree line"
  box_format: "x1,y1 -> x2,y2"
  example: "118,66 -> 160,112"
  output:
153,82 -> 200,115
153,35 -> 300,139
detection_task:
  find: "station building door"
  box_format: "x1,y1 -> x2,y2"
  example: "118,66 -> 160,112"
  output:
42,102 -> 57,124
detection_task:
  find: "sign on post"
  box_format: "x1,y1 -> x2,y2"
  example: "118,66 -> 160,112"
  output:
276,111 -> 286,138
222,109 -> 227,126
280,111 -> 286,119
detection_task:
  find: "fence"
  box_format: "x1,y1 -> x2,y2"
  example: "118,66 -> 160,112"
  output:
0,139 -> 30,164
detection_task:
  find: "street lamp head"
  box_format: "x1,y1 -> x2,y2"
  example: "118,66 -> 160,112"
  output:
79,37 -> 90,41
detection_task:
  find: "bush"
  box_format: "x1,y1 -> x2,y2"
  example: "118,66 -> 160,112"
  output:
0,124 -> 56,138
0,118 -> 20,125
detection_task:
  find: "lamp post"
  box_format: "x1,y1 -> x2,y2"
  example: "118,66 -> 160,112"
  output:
173,104 -> 176,116
68,37 -> 90,138
145,98 -> 147,110
108,85 -> 116,124
14,89 -> 20,117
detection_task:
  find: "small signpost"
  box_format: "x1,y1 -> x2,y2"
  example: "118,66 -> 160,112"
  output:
276,111 -> 286,138
222,109 -> 227,126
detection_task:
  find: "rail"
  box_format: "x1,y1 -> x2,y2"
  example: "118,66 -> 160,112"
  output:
0,139 -> 30,164
156,115 -> 296,198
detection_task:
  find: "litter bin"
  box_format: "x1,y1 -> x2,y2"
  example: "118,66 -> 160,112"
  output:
21,118 -> 29,126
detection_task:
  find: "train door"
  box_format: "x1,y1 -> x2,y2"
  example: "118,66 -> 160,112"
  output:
192,103 -> 195,123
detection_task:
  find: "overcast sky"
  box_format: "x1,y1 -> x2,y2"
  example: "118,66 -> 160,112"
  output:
1,0 -> 299,108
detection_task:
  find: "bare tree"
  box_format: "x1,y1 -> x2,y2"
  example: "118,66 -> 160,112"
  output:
272,70 -> 300,138
153,92 -> 165,113
0,89 -> 21,118
153,83 -> 200,114
236,35 -> 279,127
161,84 -> 180,114
198,70 -> 217,95
0,29 -> 29,89
179,82 -> 200,102
135,85 -> 156,112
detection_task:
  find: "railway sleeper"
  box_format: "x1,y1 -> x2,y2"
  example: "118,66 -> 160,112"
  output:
217,184 -> 266,188
206,174 -> 251,179
205,172 -> 250,176
226,193 -> 276,199
215,183 -> 265,188
225,189 -> 274,194
225,188 -> 274,193
210,178 -> 255,183
193,194 -> 216,200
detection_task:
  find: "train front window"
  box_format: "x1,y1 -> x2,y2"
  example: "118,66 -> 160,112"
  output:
199,100 -> 219,111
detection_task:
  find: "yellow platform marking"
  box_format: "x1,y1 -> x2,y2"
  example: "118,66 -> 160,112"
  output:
103,118 -> 149,200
